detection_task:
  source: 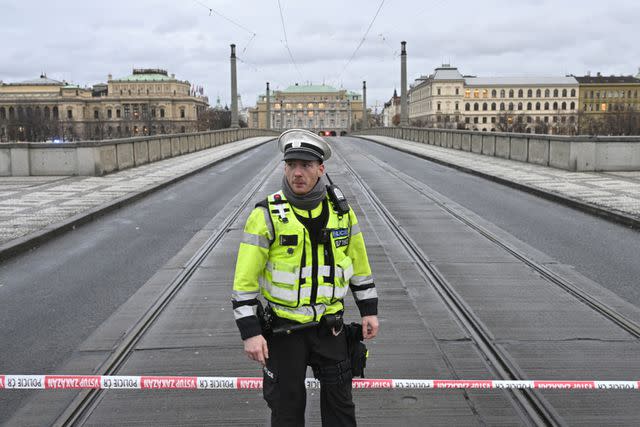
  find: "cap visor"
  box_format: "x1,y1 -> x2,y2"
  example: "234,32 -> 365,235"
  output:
283,150 -> 322,162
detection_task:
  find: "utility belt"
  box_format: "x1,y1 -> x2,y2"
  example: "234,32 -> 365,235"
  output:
258,302 -> 368,378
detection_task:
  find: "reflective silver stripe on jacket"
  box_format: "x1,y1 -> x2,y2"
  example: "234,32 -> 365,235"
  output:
350,274 -> 373,286
266,261 -> 298,285
300,265 -> 353,282
242,232 -> 270,249
232,290 -> 259,301
272,303 -> 326,320
352,287 -> 378,301
233,304 -> 258,320
260,276 -> 298,301
350,223 -> 361,236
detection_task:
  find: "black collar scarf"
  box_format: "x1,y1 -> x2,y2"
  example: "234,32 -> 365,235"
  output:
282,175 -> 327,210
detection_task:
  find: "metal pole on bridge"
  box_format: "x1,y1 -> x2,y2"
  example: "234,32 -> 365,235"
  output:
400,41 -> 408,127
230,44 -> 239,129
362,81 -> 368,130
266,82 -> 271,130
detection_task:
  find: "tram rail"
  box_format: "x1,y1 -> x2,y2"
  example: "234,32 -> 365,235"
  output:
338,146 -> 566,426
52,159 -> 280,426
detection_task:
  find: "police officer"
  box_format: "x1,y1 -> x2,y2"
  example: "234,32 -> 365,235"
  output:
232,129 -> 379,426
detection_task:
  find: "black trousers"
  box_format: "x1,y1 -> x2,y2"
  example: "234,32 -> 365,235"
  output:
263,323 -> 356,427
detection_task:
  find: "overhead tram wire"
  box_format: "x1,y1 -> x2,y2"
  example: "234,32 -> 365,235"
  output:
277,0 -> 304,81
336,0 -> 385,83
191,0 -> 257,54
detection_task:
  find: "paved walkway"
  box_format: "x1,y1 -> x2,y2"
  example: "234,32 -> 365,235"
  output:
359,135 -> 640,226
0,137 -> 273,251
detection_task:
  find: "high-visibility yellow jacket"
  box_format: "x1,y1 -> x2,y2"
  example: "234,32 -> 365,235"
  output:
232,190 -> 378,340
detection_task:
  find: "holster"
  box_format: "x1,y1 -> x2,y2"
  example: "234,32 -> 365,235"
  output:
256,301 -> 273,336
344,322 -> 368,378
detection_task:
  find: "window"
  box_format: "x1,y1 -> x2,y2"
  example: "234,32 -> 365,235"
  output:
570,101 -> 575,110
0,107 -> 5,120
562,89 -> 567,97
53,107 -> 59,119
465,103 -> 470,111
482,102 -> 487,111
509,89 -> 514,98
151,108 -> 156,117
536,102 -> 541,110
94,110 -> 99,119
473,117 -> 479,123
107,109 -> 112,119
473,90 -> 479,98
181,126 -> 186,133
482,117 -> 487,123
465,117 -> 470,123
116,109 -> 121,118
527,89 -> 533,97
160,108 -> 165,118
544,102 -> 549,110
491,102 -> 496,111
465,89 -> 470,98
518,89 -> 523,97
455,88 -> 459,95
482,89 -> 488,98
437,88 -> 441,95
518,102 -> 523,110
180,108 -> 185,118
527,102 -> 532,110
437,102 -> 441,111
561,102 -> 567,110
571,89 -> 576,97
500,89 -> 505,98
544,89 -> 550,97
67,109 -> 73,119
553,89 -> 558,97
473,103 -> 479,111
553,102 -> 558,110
491,89 -> 497,97
508,102 -> 514,110
536,89 -> 542,97
455,102 -> 459,111
491,117 -> 496,123
500,102 -> 505,110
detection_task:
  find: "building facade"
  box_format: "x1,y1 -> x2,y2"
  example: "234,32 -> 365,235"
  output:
408,65 -> 580,134
382,89 -> 401,127
249,84 -> 363,135
0,69 -> 208,142
574,73 -> 640,134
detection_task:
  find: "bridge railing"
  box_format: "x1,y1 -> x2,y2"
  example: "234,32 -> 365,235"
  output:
0,128 -> 279,177
354,127 -> 640,172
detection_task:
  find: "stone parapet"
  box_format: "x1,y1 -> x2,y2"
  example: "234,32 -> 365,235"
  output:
354,127 -> 640,171
0,128 -> 278,176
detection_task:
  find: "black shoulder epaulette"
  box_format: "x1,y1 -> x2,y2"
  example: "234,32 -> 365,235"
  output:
255,198 -> 269,209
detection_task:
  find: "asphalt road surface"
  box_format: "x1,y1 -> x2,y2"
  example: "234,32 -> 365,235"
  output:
345,136 -> 640,307
0,141 -> 277,423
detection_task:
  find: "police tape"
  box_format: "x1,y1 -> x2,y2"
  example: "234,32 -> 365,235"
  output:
1,375 -> 639,390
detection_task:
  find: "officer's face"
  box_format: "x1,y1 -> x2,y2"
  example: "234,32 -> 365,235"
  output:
284,159 -> 325,195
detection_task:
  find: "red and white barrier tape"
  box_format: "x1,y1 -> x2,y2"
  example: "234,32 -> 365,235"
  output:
1,375 -> 639,390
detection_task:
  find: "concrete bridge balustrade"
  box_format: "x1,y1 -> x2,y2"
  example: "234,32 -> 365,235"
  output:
0,128 -> 279,176
355,127 -> 640,172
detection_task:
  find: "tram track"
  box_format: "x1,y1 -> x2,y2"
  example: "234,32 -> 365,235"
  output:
359,150 -> 640,340
338,147 -> 566,426
52,158 -> 280,426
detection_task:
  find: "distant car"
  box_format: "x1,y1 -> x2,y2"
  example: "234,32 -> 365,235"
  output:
318,131 -> 337,137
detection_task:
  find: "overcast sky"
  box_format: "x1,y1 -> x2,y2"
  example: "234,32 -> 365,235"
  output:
2,0 -> 638,111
